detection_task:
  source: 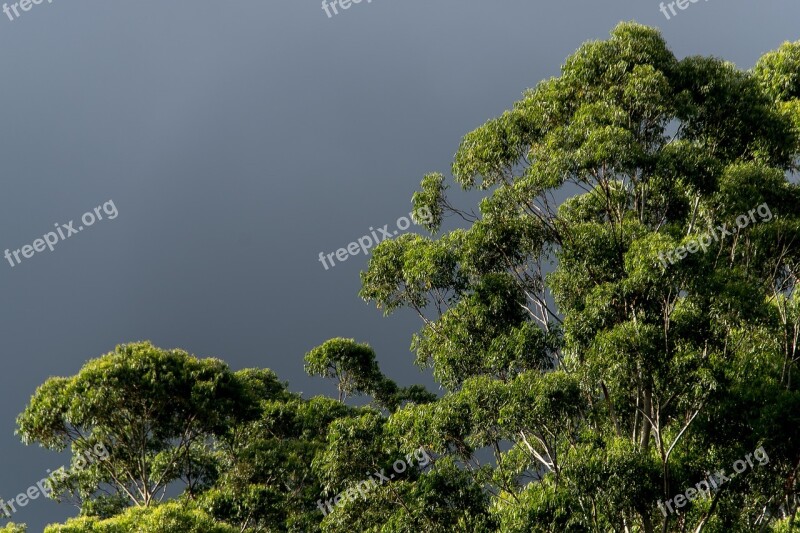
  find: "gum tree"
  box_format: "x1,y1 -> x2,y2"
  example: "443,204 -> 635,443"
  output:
358,23 -> 800,532
304,338 -> 436,411
20,23 -> 800,533
16,342 -> 256,512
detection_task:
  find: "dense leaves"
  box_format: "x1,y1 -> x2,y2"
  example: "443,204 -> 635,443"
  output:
10,23 -> 800,533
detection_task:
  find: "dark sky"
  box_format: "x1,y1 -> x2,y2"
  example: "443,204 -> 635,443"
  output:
0,0 -> 797,529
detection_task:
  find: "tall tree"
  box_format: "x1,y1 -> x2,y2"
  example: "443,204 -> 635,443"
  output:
359,22 -> 800,532
18,23 -> 800,533
16,341 -> 255,511
304,338 -> 436,411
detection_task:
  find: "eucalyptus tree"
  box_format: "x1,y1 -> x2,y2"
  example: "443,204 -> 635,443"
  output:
17,23 -> 800,533
16,341 -> 257,512
357,23 -> 800,532
304,338 -> 436,411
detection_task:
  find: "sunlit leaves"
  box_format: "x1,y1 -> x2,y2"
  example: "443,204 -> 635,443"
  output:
754,41 -> 800,103
16,342 -> 253,510
304,338 -> 384,402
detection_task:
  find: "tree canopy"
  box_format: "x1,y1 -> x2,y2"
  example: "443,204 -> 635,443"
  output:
8,22 -> 800,533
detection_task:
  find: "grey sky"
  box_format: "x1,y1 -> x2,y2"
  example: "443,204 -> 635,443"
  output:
0,0 -> 797,529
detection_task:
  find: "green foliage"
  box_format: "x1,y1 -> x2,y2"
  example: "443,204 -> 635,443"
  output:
360,20 -> 800,532
21,22 -> 800,533
755,40 -> 800,102
304,337 -> 436,411
202,394 -> 365,532
43,501 -> 239,533
0,524 -> 27,533
16,341 -> 256,509
304,338 -> 385,402
412,172 -> 447,232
